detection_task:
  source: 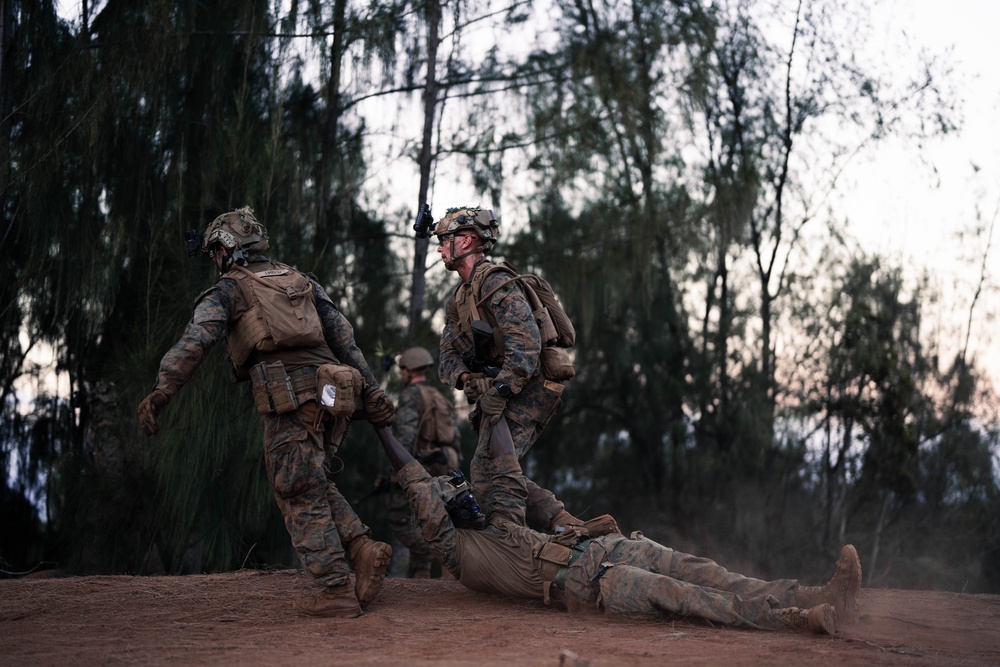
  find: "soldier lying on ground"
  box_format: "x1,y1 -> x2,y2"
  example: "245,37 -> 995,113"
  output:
370,418 -> 862,634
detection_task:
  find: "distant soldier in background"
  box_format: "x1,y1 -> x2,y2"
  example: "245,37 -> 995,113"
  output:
137,206 -> 394,618
385,347 -> 461,578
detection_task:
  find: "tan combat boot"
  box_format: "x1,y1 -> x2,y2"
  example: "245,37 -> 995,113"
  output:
794,544 -> 862,625
773,604 -> 837,635
349,536 -> 392,604
293,582 -> 362,618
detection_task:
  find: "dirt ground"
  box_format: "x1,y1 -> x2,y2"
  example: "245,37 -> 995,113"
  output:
2,570 -> 999,666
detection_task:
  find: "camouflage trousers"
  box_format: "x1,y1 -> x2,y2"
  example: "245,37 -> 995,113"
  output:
261,400 -> 370,589
385,483 -> 435,575
562,533 -> 797,630
474,413 -> 565,531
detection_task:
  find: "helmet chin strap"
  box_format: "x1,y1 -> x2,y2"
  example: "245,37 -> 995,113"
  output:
444,236 -> 481,270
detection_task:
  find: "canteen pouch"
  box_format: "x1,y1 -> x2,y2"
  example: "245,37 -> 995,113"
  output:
316,363 -> 363,418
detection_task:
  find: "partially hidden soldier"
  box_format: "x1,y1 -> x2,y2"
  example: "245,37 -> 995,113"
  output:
137,206 -> 394,618
434,205 -> 580,532
372,418 -> 863,635
385,346 -> 461,578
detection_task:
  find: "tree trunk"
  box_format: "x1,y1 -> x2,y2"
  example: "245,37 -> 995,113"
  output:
406,0 -> 441,343
314,0 -> 347,262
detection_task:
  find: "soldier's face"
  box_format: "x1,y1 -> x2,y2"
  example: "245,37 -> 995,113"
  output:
437,233 -> 473,268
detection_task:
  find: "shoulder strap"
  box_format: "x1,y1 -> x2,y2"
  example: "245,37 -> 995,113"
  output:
412,384 -> 430,449
470,262 -> 519,355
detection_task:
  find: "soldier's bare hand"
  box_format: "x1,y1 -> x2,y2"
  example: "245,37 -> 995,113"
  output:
364,387 -> 394,427
137,389 -> 169,436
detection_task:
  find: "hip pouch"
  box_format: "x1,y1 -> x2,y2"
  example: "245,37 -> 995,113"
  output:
540,346 -> 576,382
249,361 -> 299,415
534,541 -> 573,605
315,363 -> 363,418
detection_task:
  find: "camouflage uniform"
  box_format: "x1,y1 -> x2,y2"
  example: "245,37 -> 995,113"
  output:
439,259 -> 566,528
386,380 -> 459,576
395,452 -> 801,630
150,256 -> 379,590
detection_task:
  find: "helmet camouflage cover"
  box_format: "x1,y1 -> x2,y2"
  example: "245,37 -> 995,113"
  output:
203,206 -> 269,255
432,206 -> 499,254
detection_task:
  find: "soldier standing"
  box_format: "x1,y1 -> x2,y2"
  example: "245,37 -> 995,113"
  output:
386,346 -> 461,578
433,206 -> 580,532
137,206 -> 393,618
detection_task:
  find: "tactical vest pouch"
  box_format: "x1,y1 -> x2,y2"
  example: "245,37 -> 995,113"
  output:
540,346 -> 576,382
315,363 -> 363,418
249,361 -> 299,414
249,363 -> 272,414
532,304 -> 559,346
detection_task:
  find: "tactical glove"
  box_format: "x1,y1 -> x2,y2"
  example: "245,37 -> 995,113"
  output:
477,386 -> 507,426
364,387 -> 395,427
462,375 -> 491,404
137,389 -> 170,436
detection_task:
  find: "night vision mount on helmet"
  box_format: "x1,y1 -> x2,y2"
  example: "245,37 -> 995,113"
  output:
438,470 -> 486,530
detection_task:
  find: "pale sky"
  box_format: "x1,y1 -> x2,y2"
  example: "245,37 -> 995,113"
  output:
836,0 -> 1000,390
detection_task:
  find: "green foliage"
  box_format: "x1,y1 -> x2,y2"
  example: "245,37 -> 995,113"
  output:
2,0 -> 997,594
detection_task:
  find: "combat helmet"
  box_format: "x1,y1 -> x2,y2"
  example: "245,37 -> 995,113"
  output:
432,206 -> 499,255
399,347 -> 435,371
433,470 -> 486,530
203,206 -> 269,270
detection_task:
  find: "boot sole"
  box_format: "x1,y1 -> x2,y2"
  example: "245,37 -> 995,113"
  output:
837,545 -> 862,625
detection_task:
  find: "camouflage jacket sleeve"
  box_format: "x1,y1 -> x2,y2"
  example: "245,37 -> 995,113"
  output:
392,383 -> 422,454
396,459 -> 458,564
153,280 -> 234,398
438,289 -> 466,388
312,279 -> 379,389
484,272 -> 541,395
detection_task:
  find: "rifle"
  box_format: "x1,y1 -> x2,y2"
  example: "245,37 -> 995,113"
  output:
461,320 -> 501,432
462,320 -> 501,379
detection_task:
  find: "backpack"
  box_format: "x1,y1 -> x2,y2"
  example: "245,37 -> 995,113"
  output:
416,385 -> 457,446
225,263 -> 326,370
472,262 -> 577,381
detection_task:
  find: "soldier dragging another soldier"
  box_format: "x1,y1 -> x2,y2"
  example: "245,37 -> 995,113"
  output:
138,206 -> 394,618
433,206 -> 583,534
